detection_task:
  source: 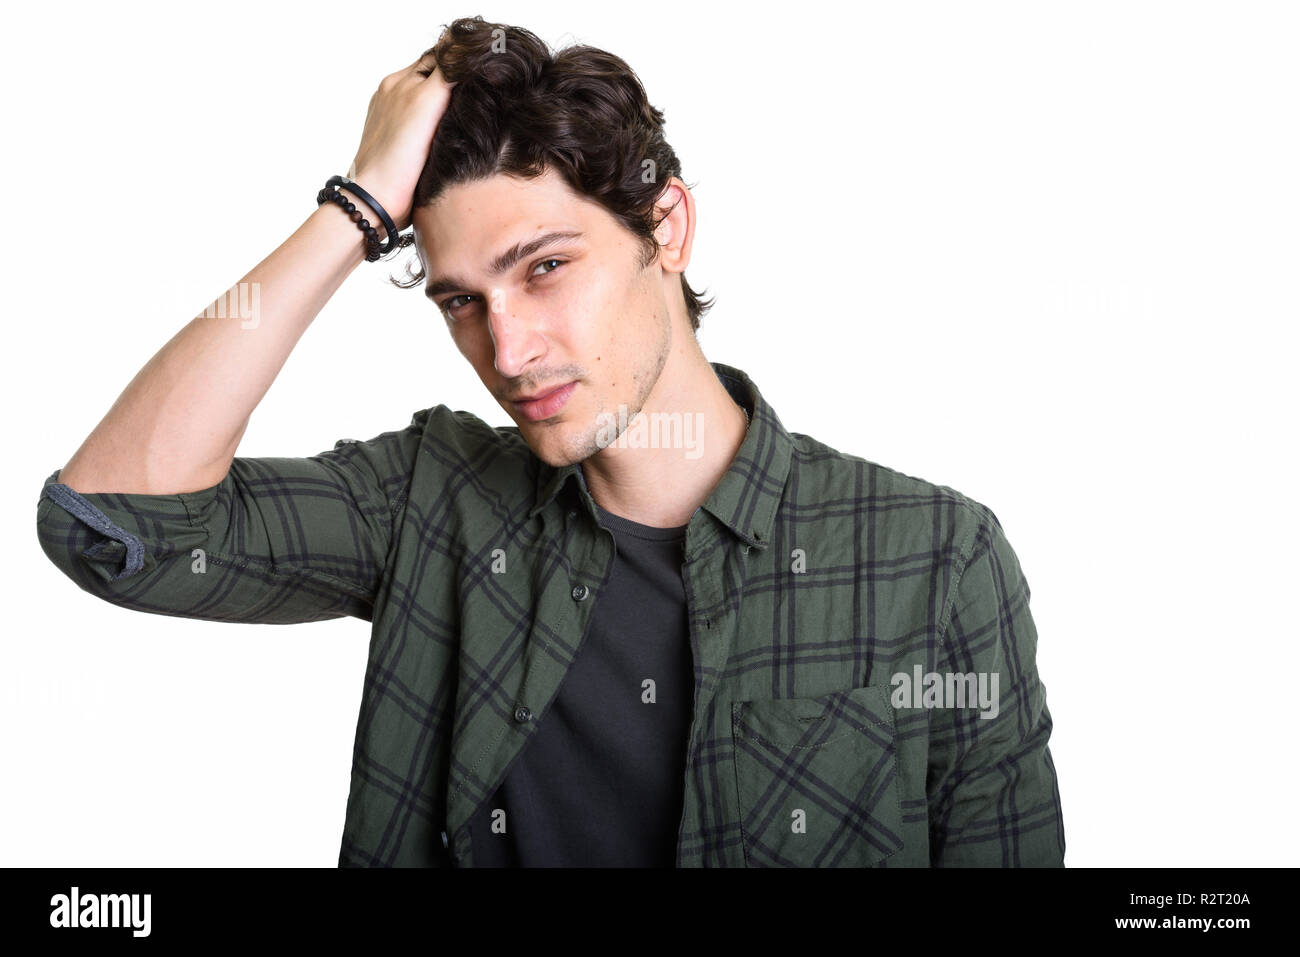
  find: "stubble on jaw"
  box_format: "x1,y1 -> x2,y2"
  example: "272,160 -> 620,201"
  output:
529,326 -> 672,470
581,304 -> 672,464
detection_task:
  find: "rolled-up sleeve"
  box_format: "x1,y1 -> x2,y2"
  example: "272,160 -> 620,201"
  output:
926,505 -> 1066,866
35,414 -> 426,625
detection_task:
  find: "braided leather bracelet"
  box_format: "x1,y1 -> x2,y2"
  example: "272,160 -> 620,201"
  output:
316,175 -> 400,262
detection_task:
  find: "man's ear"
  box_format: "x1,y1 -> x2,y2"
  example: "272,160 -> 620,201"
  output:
651,177 -> 695,275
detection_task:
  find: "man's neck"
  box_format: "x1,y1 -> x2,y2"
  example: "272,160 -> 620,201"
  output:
579,352 -> 748,529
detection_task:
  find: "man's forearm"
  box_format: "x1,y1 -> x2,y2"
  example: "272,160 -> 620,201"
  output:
55,195 -> 381,495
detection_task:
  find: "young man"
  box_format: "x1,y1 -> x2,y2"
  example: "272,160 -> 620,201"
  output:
36,16 -> 1065,867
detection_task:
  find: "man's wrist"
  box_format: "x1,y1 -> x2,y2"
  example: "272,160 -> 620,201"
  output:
335,186 -> 390,245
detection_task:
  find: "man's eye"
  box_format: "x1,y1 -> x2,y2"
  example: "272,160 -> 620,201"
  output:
442,295 -> 477,320
442,260 -> 565,319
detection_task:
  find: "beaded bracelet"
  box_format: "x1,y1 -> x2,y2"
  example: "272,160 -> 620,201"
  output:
316,175 -> 400,262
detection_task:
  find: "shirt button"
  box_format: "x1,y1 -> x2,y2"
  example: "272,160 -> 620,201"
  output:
571,584 -> 589,601
567,509 -> 578,519
440,829 -> 449,849
514,705 -> 532,723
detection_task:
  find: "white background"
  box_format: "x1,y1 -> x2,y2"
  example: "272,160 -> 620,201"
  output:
2,0 -> 1296,867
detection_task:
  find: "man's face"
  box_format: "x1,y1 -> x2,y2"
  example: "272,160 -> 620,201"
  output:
412,167 -> 674,468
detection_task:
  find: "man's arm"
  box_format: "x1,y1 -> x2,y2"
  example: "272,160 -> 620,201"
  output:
36,416 -> 427,624
54,47 -> 455,496
926,506 -> 1066,866
36,52 -> 459,623
54,192 -> 386,497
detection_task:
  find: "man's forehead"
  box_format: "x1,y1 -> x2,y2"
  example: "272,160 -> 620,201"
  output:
418,168 -> 587,223
414,173 -> 597,269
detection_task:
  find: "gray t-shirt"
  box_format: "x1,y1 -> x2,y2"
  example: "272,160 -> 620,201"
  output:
467,493 -> 692,866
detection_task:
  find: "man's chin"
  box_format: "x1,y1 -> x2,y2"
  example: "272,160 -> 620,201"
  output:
521,426 -> 606,470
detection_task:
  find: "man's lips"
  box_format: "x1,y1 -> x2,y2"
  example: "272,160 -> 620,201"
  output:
509,383 -> 571,403
511,381 -> 578,421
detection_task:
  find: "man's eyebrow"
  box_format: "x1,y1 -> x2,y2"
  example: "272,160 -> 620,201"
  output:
424,230 -> 585,301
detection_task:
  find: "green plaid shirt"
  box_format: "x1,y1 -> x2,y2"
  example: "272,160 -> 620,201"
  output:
36,361 -> 1065,867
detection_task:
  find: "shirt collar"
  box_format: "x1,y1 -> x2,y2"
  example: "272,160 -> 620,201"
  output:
528,361 -> 792,550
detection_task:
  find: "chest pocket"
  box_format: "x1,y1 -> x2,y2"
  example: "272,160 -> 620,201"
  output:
731,684 -> 904,867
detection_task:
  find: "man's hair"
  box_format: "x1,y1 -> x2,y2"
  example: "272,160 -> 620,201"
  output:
390,15 -> 715,333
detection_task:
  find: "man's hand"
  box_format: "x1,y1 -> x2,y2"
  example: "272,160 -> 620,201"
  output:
345,39 -> 459,234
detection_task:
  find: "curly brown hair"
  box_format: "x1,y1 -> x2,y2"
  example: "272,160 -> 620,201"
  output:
388,15 -> 715,333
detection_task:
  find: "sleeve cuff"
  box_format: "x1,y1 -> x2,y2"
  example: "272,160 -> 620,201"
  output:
38,468 -> 221,584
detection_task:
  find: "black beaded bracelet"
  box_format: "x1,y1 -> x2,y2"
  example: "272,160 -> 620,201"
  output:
316,175 -> 400,262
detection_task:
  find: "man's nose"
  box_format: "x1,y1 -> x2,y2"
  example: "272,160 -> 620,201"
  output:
488,289 -> 544,378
